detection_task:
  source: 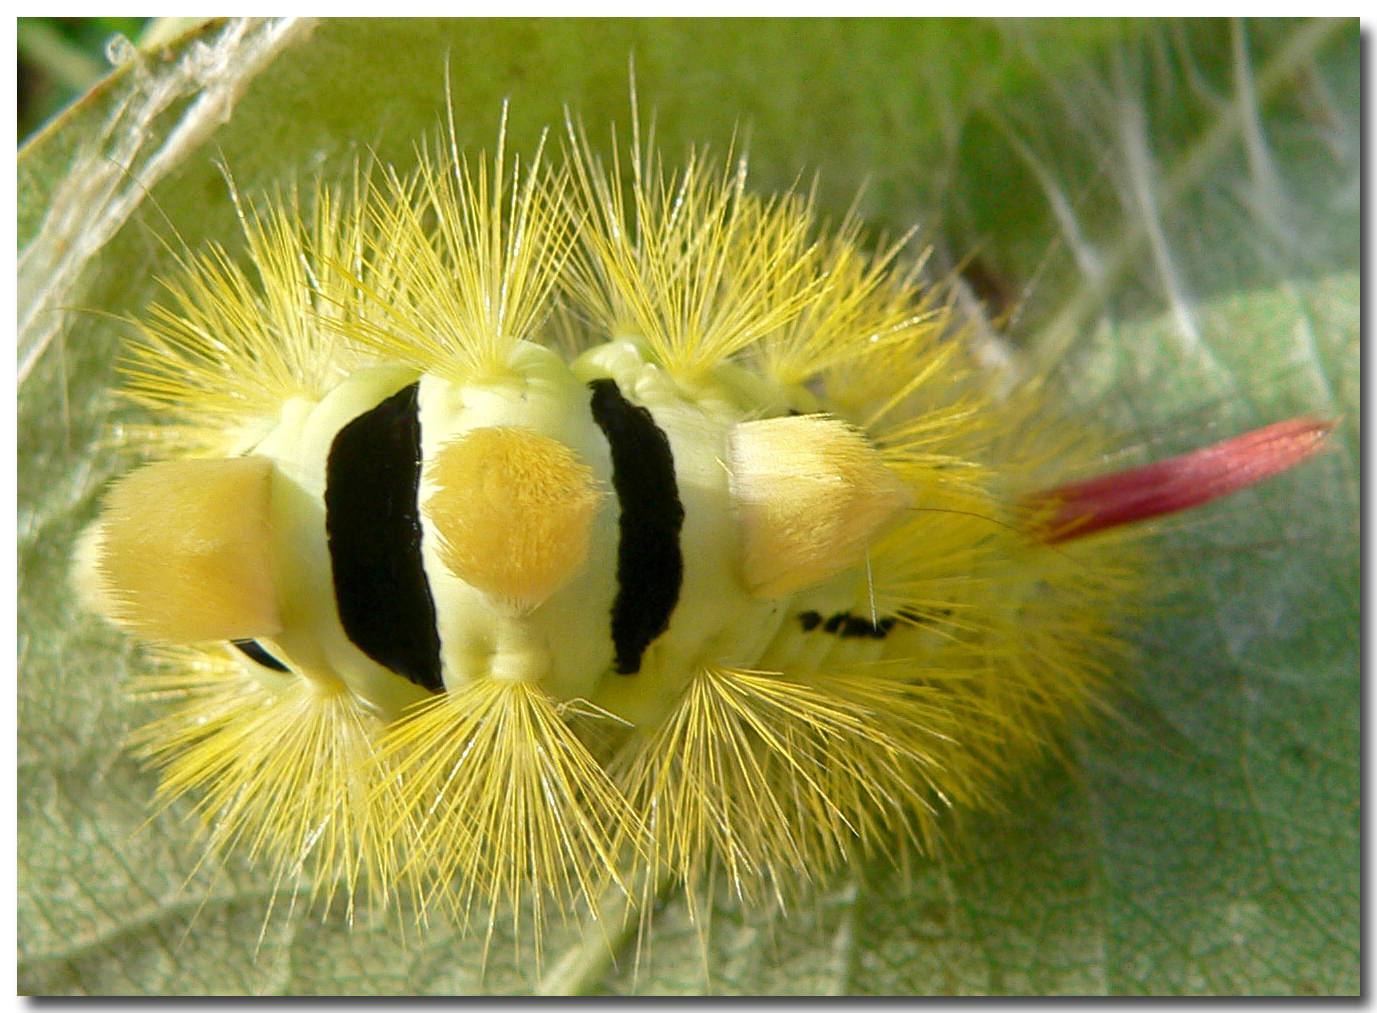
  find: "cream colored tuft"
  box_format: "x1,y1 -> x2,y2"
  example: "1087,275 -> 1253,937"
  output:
82,456 -> 281,643
728,414 -> 914,598
425,427 -> 603,611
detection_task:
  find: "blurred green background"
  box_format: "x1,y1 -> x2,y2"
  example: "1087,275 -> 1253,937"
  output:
17,18 -> 151,142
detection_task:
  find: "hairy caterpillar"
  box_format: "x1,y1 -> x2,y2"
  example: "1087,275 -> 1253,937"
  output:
69,96 -> 1332,977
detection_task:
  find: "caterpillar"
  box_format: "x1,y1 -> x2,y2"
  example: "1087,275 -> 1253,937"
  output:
72,103 -> 1331,963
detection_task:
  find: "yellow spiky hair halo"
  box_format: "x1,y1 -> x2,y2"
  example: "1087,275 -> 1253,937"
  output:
69,81 -> 1333,987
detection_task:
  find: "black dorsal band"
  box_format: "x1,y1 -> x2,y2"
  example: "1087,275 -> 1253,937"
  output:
325,381 -> 444,693
587,378 -> 684,675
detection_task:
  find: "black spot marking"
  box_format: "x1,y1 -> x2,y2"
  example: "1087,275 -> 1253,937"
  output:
798,610 -> 899,640
231,639 -> 289,672
587,378 -> 684,675
841,615 -> 875,638
325,381 -> 443,693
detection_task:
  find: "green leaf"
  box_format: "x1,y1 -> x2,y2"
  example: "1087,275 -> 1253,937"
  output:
18,18 -> 1358,995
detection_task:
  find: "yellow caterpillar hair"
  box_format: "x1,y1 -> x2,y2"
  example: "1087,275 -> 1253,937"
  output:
72,101 -> 1330,971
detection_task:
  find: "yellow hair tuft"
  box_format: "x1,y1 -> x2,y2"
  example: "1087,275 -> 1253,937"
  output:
425,426 -> 604,611
341,120 -> 574,384
373,679 -> 640,951
564,122 -> 820,381
127,648 -> 409,924
121,179 -> 376,454
78,456 -> 281,644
